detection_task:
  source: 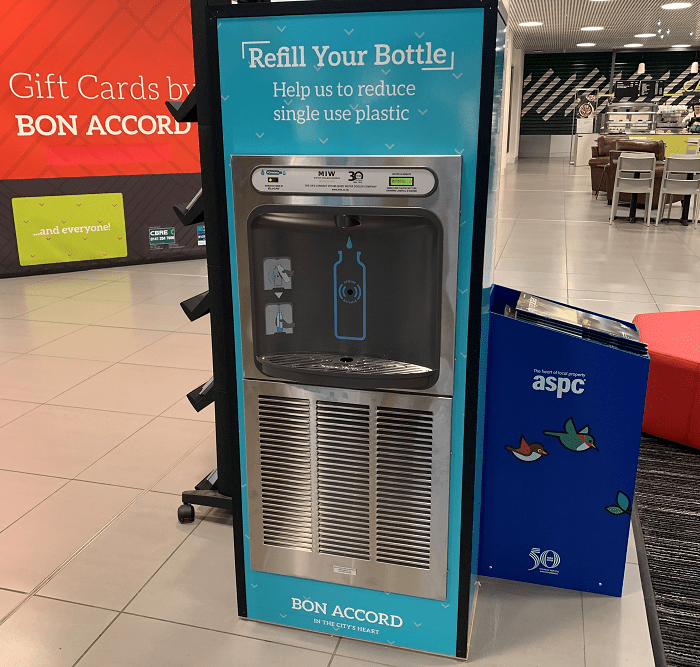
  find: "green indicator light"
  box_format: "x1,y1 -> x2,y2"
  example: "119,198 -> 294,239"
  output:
390,177 -> 414,186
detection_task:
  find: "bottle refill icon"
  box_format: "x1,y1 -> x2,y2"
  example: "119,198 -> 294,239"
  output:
334,236 -> 366,341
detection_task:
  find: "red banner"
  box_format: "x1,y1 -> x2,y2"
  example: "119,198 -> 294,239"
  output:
0,0 -> 199,180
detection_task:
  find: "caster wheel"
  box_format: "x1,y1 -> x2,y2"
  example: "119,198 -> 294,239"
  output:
178,504 -> 195,523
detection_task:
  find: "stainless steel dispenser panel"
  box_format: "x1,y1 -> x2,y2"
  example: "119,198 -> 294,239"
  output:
245,379 -> 451,601
231,154 -> 462,398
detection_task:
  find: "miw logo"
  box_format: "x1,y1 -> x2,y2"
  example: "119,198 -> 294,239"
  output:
318,170 -> 335,177
529,548 -> 561,573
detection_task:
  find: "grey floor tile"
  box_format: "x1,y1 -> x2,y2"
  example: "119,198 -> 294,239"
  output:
566,274 -> 650,295
0,398 -> 38,428
567,290 -> 656,303
626,526 -> 638,565
151,433 -> 217,495
0,405 -> 150,478
645,277 -> 700,297
68,281 -> 175,304
138,284 -> 211,306
122,332 -> 213,371
581,564 -> 654,667
76,417 -> 214,489
0,276 -> 52,295
126,516 -> 337,652
0,480 -> 138,592
336,638 -> 461,666
492,270 -> 567,291
160,395 -> 215,422
566,251 -> 637,267
567,300 -> 657,319
0,596 -> 116,667
652,293 -> 700,306
495,256 -> 567,273
0,470 -> 66,532
330,657 -> 381,667
0,351 -> 18,365
0,319 -> 83,354
77,613 -> 334,667
176,316 -> 211,335
30,325 -> 169,362
0,589 -> 25,618
21,279 -> 110,298
40,492 -> 202,611
655,302 -> 700,312
48,363 -> 211,415
0,294 -> 64,319
94,303 -> 192,331
466,578 -> 585,667
16,298 -> 132,325
0,355 -> 110,403
112,273 -> 206,288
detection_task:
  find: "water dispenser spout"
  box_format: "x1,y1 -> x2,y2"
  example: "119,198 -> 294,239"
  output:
334,214 -> 360,228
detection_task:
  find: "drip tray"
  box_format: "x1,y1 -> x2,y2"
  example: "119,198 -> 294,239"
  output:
257,353 -> 436,389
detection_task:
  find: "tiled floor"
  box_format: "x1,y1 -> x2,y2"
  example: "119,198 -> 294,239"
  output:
0,158 -> 668,666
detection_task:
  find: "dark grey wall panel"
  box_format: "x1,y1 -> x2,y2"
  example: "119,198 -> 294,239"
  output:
0,173 -> 204,278
521,52 -> 613,136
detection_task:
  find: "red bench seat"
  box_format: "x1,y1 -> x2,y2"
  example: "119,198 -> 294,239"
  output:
633,311 -> 700,450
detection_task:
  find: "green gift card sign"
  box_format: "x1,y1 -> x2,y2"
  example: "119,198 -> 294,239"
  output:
12,193 -> 128,266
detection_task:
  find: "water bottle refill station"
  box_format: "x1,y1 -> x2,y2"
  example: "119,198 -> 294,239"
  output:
192,0 -> 505,658
232,155 -> 460,600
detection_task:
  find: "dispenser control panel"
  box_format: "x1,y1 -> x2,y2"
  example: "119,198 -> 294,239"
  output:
251,166 -> 436,196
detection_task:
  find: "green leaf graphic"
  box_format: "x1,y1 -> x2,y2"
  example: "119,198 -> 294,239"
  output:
606,506 -> 624,515
617,491 -> 630,512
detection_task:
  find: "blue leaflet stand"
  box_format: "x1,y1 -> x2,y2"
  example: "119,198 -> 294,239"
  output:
478,285 -> 649,596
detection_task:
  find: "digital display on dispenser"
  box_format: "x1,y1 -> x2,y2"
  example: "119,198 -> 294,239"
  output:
390,177 -> 414,187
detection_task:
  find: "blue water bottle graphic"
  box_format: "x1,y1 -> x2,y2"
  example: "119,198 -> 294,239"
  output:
334,237 -> 366,341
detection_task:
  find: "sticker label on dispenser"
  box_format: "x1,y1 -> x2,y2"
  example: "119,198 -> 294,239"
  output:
251,166 -> 436,196
263,257 -> 293,290
265,303 -> 295,334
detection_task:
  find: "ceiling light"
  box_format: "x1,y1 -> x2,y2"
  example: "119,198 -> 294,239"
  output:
519,21 -> 543,27
661,2 -> 693,9
624,43 -> 644,47
577,42 -> 597,47
635,34 -> 656,38
581,26 -> 604,31
673,44 -> 692,47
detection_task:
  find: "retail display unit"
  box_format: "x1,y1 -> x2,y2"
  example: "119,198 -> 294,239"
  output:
603,103 -> 658,134
188,0 -> 505,657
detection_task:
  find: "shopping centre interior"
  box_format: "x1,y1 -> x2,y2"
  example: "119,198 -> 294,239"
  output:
1,0 -> 699,665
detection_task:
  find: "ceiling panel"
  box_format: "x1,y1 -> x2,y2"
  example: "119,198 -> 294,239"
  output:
511,0 -> 700,52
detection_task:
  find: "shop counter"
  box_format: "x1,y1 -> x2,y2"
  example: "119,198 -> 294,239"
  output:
630,133 -> 694,155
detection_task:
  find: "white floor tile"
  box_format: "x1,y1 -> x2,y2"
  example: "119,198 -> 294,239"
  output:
0,480 -> 138,592
78,613 -> 334,667
467,578 -> 585,667
40,492 -> 202,611
0,596 -> 116,667
581,564 -> 654,667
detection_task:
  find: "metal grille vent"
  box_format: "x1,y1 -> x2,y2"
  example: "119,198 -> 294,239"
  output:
316,401 -> 371,560
375,406 -> 433,570
258,395 -> 312,551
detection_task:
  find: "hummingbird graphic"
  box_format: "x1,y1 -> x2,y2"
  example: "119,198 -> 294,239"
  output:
505,435 -> 548,462
543,418 -> 598,452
